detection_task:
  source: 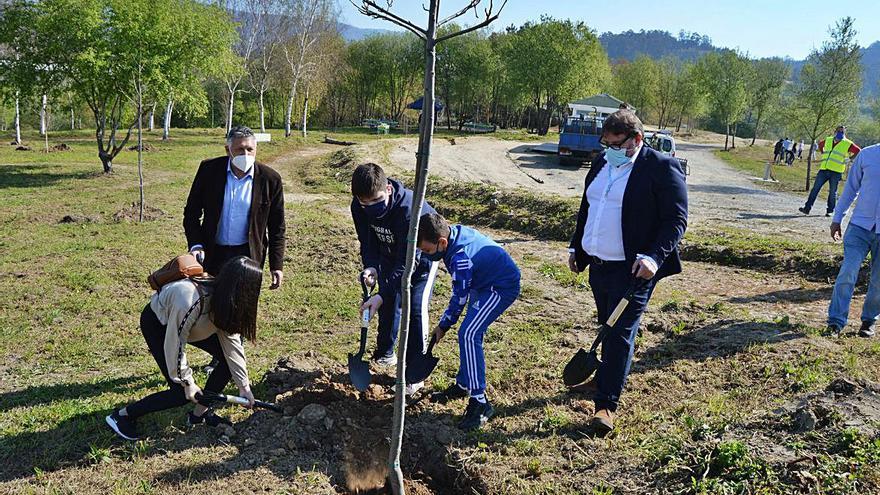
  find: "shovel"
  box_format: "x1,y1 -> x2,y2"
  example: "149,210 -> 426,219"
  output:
563,279 -> 643,387
348,276 -> 373,391
196,390 -> 283,413
406,334 -> 439,384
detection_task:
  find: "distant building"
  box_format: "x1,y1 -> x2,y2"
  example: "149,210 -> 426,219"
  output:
568,94 -> 634,119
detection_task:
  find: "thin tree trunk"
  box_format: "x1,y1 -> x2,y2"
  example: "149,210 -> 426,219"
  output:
226,90 -> 235,133
731,123 -> 737,149
40,94 -> 47,136
163,99 -> 173,141
300,85 -> 309,138
750,110 -> 762,146
137,79 -> 145,222
389,3 -> 438,493
148,102 -> 156,132
724,123 -> 730,151
805,138 -> 815,191
284,83 -> 297,138
259,89 -> 266,133
13,96 -> 21,145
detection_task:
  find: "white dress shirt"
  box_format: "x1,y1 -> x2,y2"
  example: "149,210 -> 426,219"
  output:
581,151 -> 637,260
575,144 -> 659,272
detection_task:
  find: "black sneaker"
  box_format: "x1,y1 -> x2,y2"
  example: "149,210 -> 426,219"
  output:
824,324 -> 843,338
105,409 -> 139,441
860,320 -> 876,338
187,408 -> 232,428
798,207 -> 810,215
430,383 -> 469,404
458,398 -> 494,431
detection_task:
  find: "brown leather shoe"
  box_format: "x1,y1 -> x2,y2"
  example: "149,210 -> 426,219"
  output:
592,408 -> 614,436
568,379 -> 598,398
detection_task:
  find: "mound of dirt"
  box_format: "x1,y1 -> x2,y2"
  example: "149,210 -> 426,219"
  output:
112,203 -> 166,222
15,145 -> 30,151
51,143 -> 71,152
219,356 -> 483,494
59,214 -> 99,224
128,143 -> 154,152
781,377 -> 880,437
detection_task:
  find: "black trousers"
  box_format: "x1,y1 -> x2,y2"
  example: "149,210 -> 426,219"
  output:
125,305 -> 232,419
204,243 -> 250,275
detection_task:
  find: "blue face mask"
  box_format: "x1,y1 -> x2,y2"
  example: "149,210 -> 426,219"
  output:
835,131 -> 845,140
361,196 -> 388,218
604,147 -> 632,168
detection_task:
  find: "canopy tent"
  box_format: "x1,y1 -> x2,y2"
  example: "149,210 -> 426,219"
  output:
407,96 -> 444,112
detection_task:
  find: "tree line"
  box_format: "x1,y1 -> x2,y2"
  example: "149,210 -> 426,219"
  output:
0,1 -> 868,174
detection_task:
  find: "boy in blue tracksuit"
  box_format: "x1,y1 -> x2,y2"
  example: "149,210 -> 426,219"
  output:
417,213 -> 520,430
350,163 -> 439,395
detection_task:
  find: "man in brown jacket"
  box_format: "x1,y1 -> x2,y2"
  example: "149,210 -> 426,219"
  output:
184,126 -> 286,289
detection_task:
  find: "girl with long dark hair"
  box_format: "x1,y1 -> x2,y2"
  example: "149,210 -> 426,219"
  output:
106,256 -> 263,440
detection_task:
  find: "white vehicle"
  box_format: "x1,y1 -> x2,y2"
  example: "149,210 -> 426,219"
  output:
644,130 -> 689,177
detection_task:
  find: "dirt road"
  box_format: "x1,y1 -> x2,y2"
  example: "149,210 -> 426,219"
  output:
367,136 -> 842,242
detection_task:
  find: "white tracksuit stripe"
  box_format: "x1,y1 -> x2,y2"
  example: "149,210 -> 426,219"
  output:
461,290 -> 500,391
419,261 -> 439,353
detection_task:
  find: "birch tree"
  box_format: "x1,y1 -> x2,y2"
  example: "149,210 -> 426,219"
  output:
281,0 -> 334,137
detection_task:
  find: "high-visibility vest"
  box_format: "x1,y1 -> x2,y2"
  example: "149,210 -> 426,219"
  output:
819,136 -> 853,173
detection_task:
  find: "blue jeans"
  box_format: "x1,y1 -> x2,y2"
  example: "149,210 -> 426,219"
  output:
588,262 -> 658,412
828,223 -> 880,327
804,169 -> 842,214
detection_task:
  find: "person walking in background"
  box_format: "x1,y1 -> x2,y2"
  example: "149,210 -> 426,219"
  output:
773,138 -> 784,164
811,141 -> 819,161
797,139 -> 805,160
782,137 -> 794,165
799,125 -> 861,216
826,143 -> 880,338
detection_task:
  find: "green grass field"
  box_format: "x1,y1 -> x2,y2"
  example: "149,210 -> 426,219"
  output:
712,144 -> 819,193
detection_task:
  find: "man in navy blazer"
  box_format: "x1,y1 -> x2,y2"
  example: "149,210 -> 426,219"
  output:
567,110 -> 688,435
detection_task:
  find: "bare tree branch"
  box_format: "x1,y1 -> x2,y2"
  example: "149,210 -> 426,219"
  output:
435,0 -> 506,43
437,0 -> 479,27
351,0 -> 427,39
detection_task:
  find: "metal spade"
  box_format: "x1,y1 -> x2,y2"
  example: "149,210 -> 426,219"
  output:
348,276 -> 373,391
563,279 -> 642,387
405,334 -> 439,384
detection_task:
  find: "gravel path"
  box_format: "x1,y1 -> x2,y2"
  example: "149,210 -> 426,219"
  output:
370,136 -> 843,243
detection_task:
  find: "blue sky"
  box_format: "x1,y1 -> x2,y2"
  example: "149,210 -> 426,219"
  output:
339,0 -> 880,59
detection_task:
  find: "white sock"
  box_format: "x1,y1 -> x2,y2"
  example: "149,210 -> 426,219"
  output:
472,393 -> 486,404
118,407 -> 128,417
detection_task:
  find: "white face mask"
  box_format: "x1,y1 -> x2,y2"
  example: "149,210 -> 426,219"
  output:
231,154 -> 255,173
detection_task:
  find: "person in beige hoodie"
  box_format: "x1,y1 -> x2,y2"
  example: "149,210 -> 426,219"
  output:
106,256 -> 262,440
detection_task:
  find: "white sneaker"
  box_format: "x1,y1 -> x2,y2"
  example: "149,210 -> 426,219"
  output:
405,381 -> 424,396
374,354 -> 398,367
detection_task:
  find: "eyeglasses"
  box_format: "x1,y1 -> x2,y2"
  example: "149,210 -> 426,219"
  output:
599,132 -> 636,150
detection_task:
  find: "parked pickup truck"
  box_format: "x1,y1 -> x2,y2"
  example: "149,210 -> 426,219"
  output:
558,116 -> 603,166
644,130 -> 689,177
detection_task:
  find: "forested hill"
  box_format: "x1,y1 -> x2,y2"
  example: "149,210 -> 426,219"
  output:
600,29 -> 880,98
599,29 -> 717,62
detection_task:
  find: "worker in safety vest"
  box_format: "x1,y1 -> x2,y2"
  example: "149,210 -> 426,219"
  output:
799,125 -> 861,216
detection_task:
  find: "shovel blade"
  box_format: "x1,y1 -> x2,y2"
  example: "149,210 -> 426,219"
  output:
348,354 -> 372,391
406,354 -> 439,384
563,348 -> 601,387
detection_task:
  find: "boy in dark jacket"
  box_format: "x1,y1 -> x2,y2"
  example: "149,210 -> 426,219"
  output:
417,213 -> 521,430
350,163 -> 438,395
